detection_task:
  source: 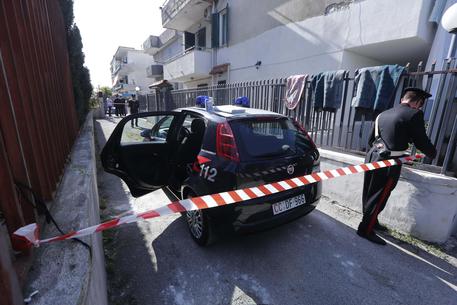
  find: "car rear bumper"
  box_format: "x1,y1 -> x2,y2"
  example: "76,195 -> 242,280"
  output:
207,182 -> 321,234
233,198 -> 319,234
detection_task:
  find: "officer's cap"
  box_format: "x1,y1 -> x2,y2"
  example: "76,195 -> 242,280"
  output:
403,87 -> 432,99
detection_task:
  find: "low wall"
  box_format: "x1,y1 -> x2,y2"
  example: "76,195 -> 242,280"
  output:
320,148 -> 457,243
24,112 -> 108,305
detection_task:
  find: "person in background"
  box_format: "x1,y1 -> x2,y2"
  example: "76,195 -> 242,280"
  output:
128,94 -> 140,127
120,96 -> 127,116
113,94 -> 122,117
357,87 -> 437,245
106,96 -> 113,117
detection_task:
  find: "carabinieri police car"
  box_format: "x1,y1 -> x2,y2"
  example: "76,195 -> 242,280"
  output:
101,97 -> 321,245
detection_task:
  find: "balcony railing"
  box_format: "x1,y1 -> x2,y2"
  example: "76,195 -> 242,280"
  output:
142,35 -> 161,52
161,0 -> 210,30
161,0 -> 190,27
146,65 -> 164,78
163,47 -> 211,81
111,62 -> 122,75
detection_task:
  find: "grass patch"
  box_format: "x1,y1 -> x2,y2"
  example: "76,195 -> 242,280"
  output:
387,229 -> 451,260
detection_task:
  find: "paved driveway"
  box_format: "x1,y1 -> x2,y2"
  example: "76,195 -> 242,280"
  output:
94,117 -> 457,305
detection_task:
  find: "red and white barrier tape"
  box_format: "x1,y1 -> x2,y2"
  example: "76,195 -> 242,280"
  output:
13,154 -> 424,248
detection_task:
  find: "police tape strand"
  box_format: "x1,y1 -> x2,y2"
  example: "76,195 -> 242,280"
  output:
12,154 -> 424,248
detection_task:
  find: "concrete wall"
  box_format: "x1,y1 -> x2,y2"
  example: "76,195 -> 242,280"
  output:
24,112 -> 108,305
163,49 -> 212,82
154,33 -> 184,64
319,148 -> 457,243
218,0 -> 347,46
214,0 -> 434,83
126,51 -> 156,93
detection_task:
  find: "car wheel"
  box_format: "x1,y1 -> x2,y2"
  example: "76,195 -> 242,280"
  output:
185,192 -> 214,246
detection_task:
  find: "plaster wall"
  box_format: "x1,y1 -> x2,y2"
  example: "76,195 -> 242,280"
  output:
215,0 -> 434,83
154,35 -> 184,64
319,148 -> 457,243
125,51 -> 156,92
163,49 -> 212,82
218,0 -> 346,46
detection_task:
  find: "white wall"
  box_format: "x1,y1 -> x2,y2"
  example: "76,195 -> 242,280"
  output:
215,0 -> 434,83
126,51 -> 156,93
319,148 -> 457,243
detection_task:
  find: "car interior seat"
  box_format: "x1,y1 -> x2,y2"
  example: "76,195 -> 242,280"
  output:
169,118 -> 206,190
178,118 -> 206,164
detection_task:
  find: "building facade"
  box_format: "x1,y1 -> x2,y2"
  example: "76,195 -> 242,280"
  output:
110,46 -> 157,95
159,0 -> 436,88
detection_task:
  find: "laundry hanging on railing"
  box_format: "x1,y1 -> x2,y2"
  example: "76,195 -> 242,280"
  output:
351,65 -> 406,111
310,70 -> 347,111
285,74 -> 308,110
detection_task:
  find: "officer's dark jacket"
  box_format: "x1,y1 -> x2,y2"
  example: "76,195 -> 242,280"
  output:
368,103 -> 436,159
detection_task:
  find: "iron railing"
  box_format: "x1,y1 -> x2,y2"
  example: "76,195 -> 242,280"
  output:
142,61 -> 457,177
161,0 -> 190,26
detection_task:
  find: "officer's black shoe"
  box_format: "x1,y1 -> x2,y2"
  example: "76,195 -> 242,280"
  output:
374,222 -> 388,232
357,230 -> 387,245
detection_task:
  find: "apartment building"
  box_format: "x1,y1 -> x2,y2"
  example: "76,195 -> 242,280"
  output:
110,46 -> 157,95
159,0 -> 437,88
142,29 -> 184,89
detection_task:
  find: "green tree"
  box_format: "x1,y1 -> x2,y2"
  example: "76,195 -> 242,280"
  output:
59,0 -> 93,126
99,86 -> 113,97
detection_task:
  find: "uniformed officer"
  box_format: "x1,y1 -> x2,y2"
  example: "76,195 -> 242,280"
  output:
357,87 -> 437,245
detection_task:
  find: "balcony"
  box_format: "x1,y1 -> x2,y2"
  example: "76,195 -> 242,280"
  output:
163,48 -> 211,82
111,61 -> 122,75
142,36 -> 161,55
161,0 -> 210,31
112,83 -> 138,94
146,65 -> 164,78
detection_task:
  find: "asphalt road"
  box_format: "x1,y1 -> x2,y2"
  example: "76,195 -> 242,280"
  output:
94,116 -> 457,305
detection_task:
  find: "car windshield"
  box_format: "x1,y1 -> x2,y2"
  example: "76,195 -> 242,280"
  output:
230,117 -> 313,161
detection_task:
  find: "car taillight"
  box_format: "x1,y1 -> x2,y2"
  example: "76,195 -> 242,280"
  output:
216,122 -> 240,162
292,118 -> 316,149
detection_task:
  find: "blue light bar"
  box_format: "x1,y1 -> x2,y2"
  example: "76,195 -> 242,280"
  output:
196,95 -> 209,107
234,96 -> 250,108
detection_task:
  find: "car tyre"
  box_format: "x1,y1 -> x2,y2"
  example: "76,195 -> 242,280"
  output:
185,192 -> 215,246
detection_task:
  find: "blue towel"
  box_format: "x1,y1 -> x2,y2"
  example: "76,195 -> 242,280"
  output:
351,65 -> 405,111
311,73 -> 324,109
311,70 -> 347,111
323,70 -> 346,110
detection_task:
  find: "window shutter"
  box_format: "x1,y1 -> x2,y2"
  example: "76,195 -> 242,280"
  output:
212,12 -> 219,48
225,6 -> 229,46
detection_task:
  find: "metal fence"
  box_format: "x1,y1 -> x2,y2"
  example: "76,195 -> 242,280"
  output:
142,62 -> 457,177
0,0 -> 79,303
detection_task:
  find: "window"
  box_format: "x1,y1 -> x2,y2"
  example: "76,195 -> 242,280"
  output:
121,115 -> 173,144
219,9 -> 228,46
184,31 -> 195,51
230,118 -> 313,160
211,7 -> 229,48
196,27 -> 206,49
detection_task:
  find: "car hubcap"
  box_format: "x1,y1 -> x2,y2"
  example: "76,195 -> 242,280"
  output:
186,210 -> 203,239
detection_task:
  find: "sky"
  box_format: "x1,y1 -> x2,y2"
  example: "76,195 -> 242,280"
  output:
74,0 -> 164,89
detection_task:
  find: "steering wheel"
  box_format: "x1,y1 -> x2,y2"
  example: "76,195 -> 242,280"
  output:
178,127 -> 191,142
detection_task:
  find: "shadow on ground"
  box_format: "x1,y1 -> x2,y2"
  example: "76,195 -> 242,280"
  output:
93,117 -> 457,305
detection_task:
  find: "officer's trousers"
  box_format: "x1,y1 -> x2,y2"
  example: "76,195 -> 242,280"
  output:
359,146 -> 402,234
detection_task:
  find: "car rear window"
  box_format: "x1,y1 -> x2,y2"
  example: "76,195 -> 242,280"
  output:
230,117 -> 314,161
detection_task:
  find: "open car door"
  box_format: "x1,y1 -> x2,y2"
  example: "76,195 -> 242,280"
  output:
101,111 -> 183,197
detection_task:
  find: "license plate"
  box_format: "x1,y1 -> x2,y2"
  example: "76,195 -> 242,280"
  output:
272,194 -> 306,215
